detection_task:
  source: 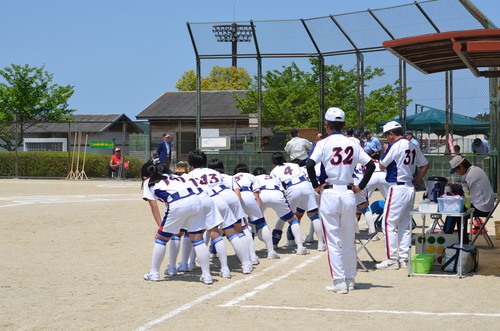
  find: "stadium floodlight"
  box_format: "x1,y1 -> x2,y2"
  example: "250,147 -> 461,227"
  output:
212,23 -> 252,67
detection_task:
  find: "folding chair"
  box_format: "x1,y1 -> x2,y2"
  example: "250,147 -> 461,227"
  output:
356,232 -> 379,271
470,198 -> 499,248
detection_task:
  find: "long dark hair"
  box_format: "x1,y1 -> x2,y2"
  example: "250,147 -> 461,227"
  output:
141,162 -> 171,188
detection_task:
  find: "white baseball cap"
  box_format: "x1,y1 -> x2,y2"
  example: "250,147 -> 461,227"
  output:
449,155 -> 465,174
324,107 -> 345,122
383,121 -> 402,133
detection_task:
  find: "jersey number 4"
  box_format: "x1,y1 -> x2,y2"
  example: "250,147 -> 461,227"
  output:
330,146 -> 354,165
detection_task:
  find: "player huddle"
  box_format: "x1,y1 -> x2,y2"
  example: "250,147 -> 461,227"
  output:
142,108 -> 429,294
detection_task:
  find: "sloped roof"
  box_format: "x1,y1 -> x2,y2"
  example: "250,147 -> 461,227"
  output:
23,114 -> 144,134
135,91 -> 248,120
383,29 -> 500,77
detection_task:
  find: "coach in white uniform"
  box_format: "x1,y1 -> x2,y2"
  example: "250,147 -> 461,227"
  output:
307,107 -> 375,294
376,121 -> 429,270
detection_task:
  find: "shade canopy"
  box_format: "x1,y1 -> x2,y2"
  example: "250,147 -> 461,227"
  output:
376,108 -> 489,136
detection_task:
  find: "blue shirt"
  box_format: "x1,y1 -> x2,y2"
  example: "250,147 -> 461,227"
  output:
363,136 -> 382,155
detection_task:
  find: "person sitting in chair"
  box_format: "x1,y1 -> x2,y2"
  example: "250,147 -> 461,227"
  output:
108,148 -> 130,178
446,155 -> 495,243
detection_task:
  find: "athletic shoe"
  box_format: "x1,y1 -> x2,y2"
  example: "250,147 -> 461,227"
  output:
346,278 -> 355,290
317,243 -> 327,251
176,262 -> 189,272
187,262 -> 197,271
250,255 -> 260,265
209,253 -> 218,259
242,263 -> 253,274
375,259 -> 400,270
303,235 -> 315,243
371,234 -> 381,242
164,265 -> 177,276
325,280 -> 348,294
285,240 -> 296,246
200,275 -> 213,285
296,247 -> 310,255
267,251 -> 280,259
399,260 -> 408,269
220,267 -> 231,279
144,271 -> 160,281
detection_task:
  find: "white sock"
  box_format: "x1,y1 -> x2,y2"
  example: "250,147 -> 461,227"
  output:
188,247 -> 196,266
213,235 -> 229,270
151,240 -> 167,273
228,232 -> 249,264
237,232 -> 251,262
364,211 -> 376,233
181,233 -> 192,265
312,219 -> 325,246
192,239 -> 211,278
243,227 -> 257,258
169,235 -> 181,268
290,222 -> 304,249
258,225 -> 275,252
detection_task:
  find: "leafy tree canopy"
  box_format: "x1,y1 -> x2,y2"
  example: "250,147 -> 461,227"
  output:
0,64 -> 75,150
175,66 -> 252,91
234,58 -> 411,133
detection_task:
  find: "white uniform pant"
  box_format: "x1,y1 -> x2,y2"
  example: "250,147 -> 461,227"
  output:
319,187 -> 357,280
382,184 -> 415,261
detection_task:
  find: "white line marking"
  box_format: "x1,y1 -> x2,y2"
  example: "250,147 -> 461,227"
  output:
0,194 -> 138,207
227,304 -> 500,317
134,255 -> 300,331
219,253 -> 322,307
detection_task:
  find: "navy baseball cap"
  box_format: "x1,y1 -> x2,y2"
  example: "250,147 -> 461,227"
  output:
353,130 -> 361,136
363,130 -> 371,136
290,128 -> 299,135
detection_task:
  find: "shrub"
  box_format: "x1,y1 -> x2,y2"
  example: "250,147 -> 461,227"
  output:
0,151 -> 143,178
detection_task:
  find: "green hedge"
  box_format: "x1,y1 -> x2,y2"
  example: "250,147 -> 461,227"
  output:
0,151 -> 144,178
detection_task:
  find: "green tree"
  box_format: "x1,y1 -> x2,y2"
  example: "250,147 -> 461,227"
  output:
234,58 -> 411,132
0,64 -> 75,151
175,66 -> 252,91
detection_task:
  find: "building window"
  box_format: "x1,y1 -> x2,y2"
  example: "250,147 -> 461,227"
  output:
23,138 -> 67,152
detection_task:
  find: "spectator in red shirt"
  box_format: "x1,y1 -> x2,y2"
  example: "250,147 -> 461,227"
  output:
108,148 -> 128,178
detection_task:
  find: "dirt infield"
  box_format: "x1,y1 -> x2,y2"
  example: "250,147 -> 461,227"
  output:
1,179 -> 499,331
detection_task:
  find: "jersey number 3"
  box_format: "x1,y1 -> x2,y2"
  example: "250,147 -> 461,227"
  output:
330,146 -> 354,166
403,149 -> 416,165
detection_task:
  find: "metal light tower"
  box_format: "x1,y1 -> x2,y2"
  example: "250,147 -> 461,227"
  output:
212,23 -> 252,67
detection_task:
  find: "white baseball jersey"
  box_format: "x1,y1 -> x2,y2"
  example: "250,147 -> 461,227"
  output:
232,172 -> 264,222
189,167 -> 245,221
270,163 -> 318,212
309,132 -> 372,185
188,168 -> 240,227
255,174 -> 293,219
181,173 -> 224,230
380,137 -> 428,183
142,176 -> 205,234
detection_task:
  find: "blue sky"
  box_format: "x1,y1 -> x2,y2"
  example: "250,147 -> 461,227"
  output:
1,0 -> 498,120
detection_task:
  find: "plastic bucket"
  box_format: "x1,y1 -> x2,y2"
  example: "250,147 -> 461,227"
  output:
411,254 -> 435,274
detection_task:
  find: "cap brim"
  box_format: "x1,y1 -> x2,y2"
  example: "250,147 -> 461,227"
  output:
449,167 -> 457,174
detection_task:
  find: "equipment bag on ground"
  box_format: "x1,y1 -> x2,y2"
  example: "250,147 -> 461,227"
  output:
441,244 -> 478,273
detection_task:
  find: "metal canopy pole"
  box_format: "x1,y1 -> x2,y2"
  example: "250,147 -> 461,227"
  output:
302,19 -> 324,132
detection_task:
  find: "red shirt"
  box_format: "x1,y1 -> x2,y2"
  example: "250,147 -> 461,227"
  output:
110,154 -> 123,168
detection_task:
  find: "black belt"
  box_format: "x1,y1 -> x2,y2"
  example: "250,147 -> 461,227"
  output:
324,185 -> 352,190
397,182 -> 407,185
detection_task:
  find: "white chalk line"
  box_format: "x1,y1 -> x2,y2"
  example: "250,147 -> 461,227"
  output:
134,255 -> 300,331
219,253 -> 323,307
0,194 -> 138,208
227,304 -> 500,317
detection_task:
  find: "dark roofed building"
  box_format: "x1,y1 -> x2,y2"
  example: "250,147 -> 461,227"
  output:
18,113 -> 144,157
136,90 -> 255,163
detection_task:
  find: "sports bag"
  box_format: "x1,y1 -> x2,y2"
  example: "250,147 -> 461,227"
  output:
441,244 -> 478,274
